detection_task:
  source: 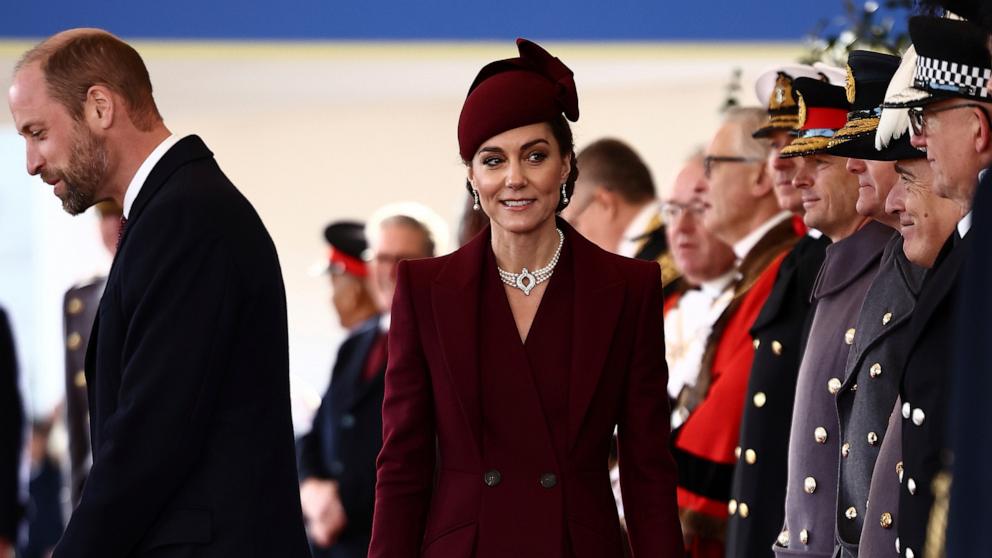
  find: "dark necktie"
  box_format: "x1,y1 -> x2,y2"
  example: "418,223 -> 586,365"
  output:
117,215 -> 128,249
362,331 -> 388,382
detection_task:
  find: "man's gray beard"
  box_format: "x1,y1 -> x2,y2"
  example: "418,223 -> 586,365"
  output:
58,126 -> 110,216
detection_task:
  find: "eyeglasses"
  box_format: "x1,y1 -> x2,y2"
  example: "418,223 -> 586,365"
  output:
908,103 -> 992,136
703,155 -> 764,179
660,201 -> 708,221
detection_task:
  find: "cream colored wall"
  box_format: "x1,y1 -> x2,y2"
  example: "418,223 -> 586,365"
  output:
0,41 -> 803,428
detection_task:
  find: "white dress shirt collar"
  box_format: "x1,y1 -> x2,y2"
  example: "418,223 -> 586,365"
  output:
732,211 -> 792,261
958,211 -> 973,239
123,134 -> 180,219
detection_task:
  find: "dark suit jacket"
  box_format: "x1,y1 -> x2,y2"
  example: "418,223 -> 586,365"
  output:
947,172 -> 990,558
369,221 -> 683,558
53,136 -> 310,558
298,316 -> 385,558
726,232 -> 829,558
0,307 -> 24,542
897,232 -> 970,558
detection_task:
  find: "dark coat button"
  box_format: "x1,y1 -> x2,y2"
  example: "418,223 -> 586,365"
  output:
539,473 -> 558,489
484,469 -> 501,487
340,413 -> 356,429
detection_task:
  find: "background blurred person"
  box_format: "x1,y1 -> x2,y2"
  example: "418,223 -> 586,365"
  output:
62,200 -> 122,510
0,307 -> 24,558
18,417 -> 63,558
661,151 -> 736,414
562,137 -> 681,292
298,221 -> 381,558
727,64 -> 834,558
775,76 -> 892,557
674,106 -> 798,558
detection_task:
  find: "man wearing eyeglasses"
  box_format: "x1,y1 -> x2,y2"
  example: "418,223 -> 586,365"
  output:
671,107 -> 799,558
877,15 -> 992,557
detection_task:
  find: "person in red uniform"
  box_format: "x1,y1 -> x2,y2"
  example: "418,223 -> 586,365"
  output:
671,107 -> 799,558
368,38 -> 683,558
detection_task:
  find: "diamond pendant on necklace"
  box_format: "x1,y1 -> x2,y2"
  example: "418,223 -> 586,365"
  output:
497,228 -> 564,296
515,268 -> 537,295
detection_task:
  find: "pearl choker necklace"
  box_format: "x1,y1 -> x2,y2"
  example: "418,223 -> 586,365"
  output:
497,228 -> 564,296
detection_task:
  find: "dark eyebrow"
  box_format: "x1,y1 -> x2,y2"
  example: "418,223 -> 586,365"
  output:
520,138 -> 551,151
478,146 -> 505,155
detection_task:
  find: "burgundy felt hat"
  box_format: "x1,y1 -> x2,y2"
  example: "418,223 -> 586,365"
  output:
457,38 -> 579,162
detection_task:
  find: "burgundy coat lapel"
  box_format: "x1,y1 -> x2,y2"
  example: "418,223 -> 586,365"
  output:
565,224 -> 626,452
431,231 -> 486,456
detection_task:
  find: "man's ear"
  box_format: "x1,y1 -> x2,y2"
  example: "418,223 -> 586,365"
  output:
592,186 -> 618,217
974,105 -> 992,155
85,85 -> 116,130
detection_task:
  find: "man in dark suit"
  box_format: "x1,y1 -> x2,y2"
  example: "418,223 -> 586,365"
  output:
8,29 -> 310,557
0,307 -> 24,557
63,200 -> 123,509
298,217 -> 435,558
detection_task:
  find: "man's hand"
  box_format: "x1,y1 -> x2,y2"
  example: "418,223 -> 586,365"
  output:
300,478 -> 348,548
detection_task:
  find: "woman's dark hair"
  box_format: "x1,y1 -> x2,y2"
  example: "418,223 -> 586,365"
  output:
463,114 -> 580,214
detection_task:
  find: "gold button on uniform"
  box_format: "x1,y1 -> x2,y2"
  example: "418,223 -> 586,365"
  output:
906,548 -> 915,558
738,502 -> 750,518
67,297 -> 84,315
868,432 -> 879,446
896,462 -> 904,483
74,370 -> 86,388
753,339 -> 761,349
902,402 -> 911,419
908,478 -> 917,495
880,512 -> 893,529
804,476 -> 817,494
870,363 -> 882,378
800,529 -> 810,544
735,446 -> 742,459
728,499 -> 738,515
828,378 -> 842,395
845,328 -> 856,345
67,332 -> 82,351
753,392 -> 767,408
842,442 -> 851,458
814,427 -> 828,444
771,340 -> 783,355
777,530 -> 790,547
745,449 -> 757,465
882,312 -> 893,325
845,506 -> 858,520
912,408 -> 925,426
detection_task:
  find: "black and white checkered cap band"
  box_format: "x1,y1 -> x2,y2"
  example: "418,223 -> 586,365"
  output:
914,55 -> 992,99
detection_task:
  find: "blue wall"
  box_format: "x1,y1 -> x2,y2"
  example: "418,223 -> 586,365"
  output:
3,1 -> 898,41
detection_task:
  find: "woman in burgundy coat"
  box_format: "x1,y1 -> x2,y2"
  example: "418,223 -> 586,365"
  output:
368,39 -> 683,558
